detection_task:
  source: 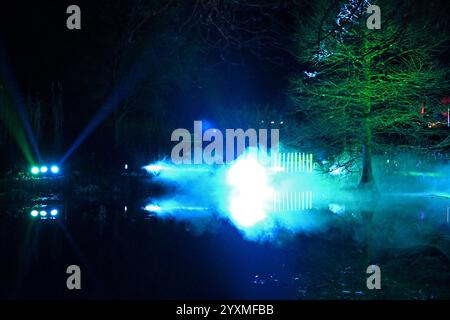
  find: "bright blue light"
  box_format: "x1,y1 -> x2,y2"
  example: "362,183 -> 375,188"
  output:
144,164 -> 164,174
50,209 -> 58,216
227,155 -> 273,228
40,210 -> 47,217
40,166 -> 48,173
31,210 -> 39,217
51,165 -> 59,174
145,204 -> 161,212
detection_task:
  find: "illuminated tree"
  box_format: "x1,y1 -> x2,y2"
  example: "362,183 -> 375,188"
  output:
290,0 -> 450,188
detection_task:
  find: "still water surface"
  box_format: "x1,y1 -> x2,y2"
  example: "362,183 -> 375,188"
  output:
0,192 -> 449,299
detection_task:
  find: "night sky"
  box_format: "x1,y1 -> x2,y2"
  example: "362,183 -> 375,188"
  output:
0,1 -> 297,165
0,0 -> 449,167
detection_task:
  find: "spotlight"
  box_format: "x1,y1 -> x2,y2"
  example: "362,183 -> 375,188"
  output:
227,156 -> 272,227
144,164 -> 163,174
30,210 -> 39,217
50,209 -> 58,216
50,165 -> 59,174
31,167 -> 39,175
145,204 -> 161,212
39,210 -> 47,217
40,166 -> 48,173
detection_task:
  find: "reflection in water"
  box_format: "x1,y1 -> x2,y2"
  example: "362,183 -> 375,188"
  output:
1,151 -> 450,299
0,192 -> 449,299
143,169 -> 450,298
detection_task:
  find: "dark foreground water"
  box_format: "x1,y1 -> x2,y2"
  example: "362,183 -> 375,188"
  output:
0,191 -> 449,299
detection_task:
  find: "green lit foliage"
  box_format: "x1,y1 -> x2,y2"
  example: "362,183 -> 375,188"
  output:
290,0 -> 450,184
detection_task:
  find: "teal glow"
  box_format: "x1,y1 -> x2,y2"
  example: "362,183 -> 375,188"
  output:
50,165 -> 59,174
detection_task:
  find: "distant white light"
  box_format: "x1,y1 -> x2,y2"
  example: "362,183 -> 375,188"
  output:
124,206 -> 128,212
124,164 -> 128,170
31,210 -> 39,217
304,71 -> 318,78
50,209 -> 58,216
280,121 -> 284,125
145,204 -> 161,212
31,167 -> 39,174
329,164 -> 345,176
270,121 -> 275,124
40,210 -> 47,217
329,203 -> 346,215
227,156 -> 272,227
144,164 -> 164,174
51,165 -> 59,174
40,166 -> 48,173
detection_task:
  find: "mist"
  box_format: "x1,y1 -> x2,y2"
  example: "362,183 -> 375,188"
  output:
142,151 -> 450,254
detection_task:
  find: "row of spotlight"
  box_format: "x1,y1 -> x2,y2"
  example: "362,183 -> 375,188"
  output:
30,208 -> 59,218
31,165 -> 60,175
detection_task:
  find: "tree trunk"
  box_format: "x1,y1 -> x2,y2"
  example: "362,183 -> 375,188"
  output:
359,117 -> 376,188
359,36 -> 377,190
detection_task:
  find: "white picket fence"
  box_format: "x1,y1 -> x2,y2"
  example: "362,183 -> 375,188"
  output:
272,152 -> 314,173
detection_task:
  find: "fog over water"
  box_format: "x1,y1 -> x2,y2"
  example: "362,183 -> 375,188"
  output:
142,151 -> 450,256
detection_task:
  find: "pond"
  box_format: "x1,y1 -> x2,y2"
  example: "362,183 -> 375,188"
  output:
1,186 -> 449,299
